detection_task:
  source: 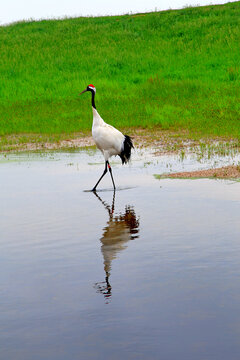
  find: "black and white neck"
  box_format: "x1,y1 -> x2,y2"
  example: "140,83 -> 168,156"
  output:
89,88 -> 96,109
85,84 -> 96,109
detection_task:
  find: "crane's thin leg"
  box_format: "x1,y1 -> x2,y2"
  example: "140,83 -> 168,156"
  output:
92,161 -> 108,191
107,161 -> 116,190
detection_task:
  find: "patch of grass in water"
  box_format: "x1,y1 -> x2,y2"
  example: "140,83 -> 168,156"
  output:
154,174 -> 235,181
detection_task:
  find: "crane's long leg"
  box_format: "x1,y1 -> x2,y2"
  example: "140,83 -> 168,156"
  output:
92,161 -> 108,191
92,161 -> 116,191
107,161 -> 116,190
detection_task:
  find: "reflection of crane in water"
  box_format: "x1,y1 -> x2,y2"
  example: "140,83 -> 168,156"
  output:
93,191 -> 139,303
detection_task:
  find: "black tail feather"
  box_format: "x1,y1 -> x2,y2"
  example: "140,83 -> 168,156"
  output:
119,135 -> 134,164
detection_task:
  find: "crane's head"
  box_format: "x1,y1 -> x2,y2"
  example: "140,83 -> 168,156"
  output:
79,84 -> 96,95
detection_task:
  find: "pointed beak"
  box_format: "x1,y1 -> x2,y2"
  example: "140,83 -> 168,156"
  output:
79,88 -> 88,95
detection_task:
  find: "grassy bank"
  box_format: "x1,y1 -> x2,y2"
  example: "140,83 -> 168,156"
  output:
0,2 -> 240,138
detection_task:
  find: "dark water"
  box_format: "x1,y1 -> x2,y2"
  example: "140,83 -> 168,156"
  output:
1,149 -> 240,360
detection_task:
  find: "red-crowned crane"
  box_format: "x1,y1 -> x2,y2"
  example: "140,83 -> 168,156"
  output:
79,84 -> 134,192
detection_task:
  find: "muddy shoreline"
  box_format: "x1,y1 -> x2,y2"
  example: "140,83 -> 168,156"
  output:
0,129 -> 239,152
1,129 -> 240,179
160,165 -> 240,180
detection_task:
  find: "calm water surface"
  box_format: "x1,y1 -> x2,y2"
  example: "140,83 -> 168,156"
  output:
1,149 -> 240,360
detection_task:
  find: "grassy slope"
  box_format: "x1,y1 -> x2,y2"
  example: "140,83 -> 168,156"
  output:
0,2 -> 240,138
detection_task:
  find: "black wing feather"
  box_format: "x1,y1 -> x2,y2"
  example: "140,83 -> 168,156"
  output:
119,135 -> 134,164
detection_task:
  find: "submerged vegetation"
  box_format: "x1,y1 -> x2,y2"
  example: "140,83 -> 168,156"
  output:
0,2 -> 240,139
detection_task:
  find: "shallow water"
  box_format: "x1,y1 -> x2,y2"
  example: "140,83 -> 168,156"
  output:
1,148 -> 240,360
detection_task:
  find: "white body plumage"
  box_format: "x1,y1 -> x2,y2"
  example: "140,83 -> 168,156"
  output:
92,108 -> 125,161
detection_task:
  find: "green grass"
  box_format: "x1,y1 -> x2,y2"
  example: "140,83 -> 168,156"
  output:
0,2 -> 240,138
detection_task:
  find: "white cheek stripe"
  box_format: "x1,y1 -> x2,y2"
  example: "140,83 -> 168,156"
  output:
89,86 -> 96,92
